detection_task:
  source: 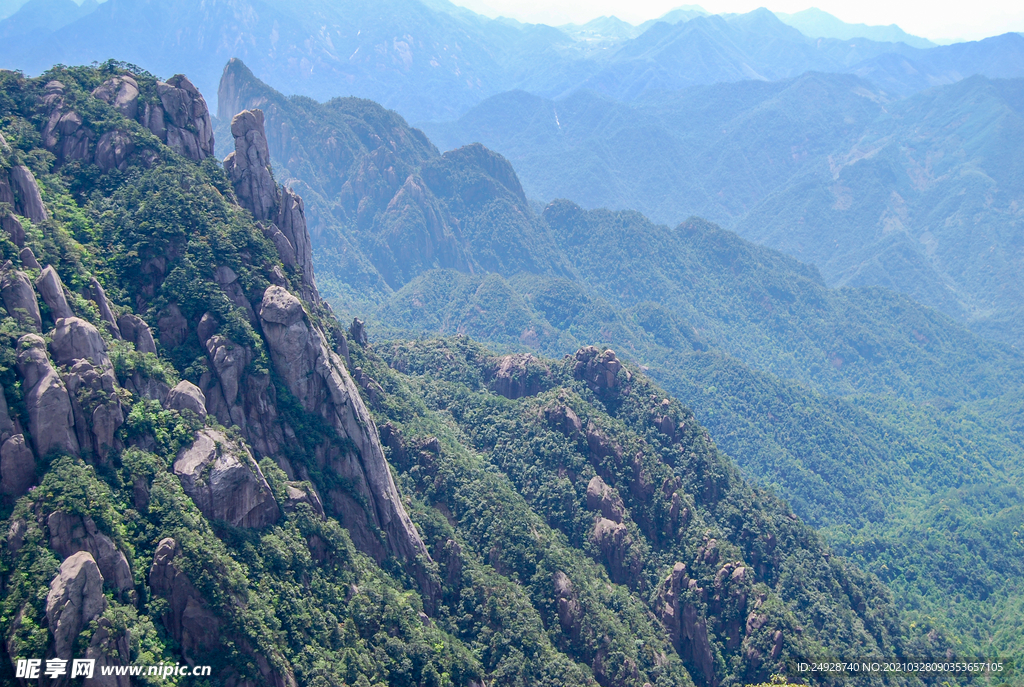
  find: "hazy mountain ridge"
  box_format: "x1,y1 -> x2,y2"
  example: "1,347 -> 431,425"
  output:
214,60 -> 1024,656
0,62 -> 951,686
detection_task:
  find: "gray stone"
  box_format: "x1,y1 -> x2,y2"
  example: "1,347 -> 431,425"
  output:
18,246 -> 38,268
63,359 -> 124,457
156,75 -> 214,161
166,380 -> 207,420
156,303 -> 188,348
283,482 -> 325,518
46,551 -> 106,660
50,317 -> 109,368
17,334 -> 79,457
0,383 -> 13,441
1,266 -> 42,331
173,429 -> 279,528
117,314 -> 157,354
89,277 -> 120,335
9,165 -> 47,223
86,617 -> 131,686
224,109 -> 276,221
35,265 -> 73,320
1,434 -> 35,498
92,75 -> 139,120
95,130 -> 134,173
148,537 -> 222,662
48,511 -> 133,597
586,475 -> 625,523
2,213 -> 25,247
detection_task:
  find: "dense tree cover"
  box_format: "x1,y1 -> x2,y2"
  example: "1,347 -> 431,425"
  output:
216,62 -> 1024,661
0,64 -> 966,687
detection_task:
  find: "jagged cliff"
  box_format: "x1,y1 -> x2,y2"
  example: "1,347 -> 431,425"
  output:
0,63 -> 942,687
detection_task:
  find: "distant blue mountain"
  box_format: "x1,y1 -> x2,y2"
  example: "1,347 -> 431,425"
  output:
775,7 -> 936,48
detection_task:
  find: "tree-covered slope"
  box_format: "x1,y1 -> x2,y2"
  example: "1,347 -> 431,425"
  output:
216,62 -> 1024,658
423,72 -> 1024,347
0,62 -> 952,687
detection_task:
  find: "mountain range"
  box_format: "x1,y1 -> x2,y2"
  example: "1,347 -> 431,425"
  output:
217,58 -> 1024,656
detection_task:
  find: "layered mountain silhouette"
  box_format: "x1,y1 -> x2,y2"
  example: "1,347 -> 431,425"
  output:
216,59 -> 1024,655
426,71 -> 1024,347
1,0 -> 1023,122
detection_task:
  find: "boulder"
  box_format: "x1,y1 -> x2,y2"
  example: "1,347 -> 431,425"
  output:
258,286 -> 431,570
63,359 -> 124,457
223,109 -> 276,221
656,563 -> 717,686
18,246 -> 38,269
117,314 -> 157,354
149,537 -> 222,660
46,551 -> 106,659
86,617 -> 131,686
586,475 -> 625,523
573,346 -> 631,392
204,335 -> 248,406
155,75 -> 214,161
48,511 -> 133,597
50,317 -> 109,368
92,75 -> 139,120
283,482 -> 325,518
17,334 -> 79,456
1,266 -> 42,332
488,354 -> 548,399
553,571 -> 582,641
156,303 -> 188,348
35,265 -> 73,320
590,517 -> 643,587
165,380 -> 207,420
349,317 -> 368,346
88,277 -> 120,335
95,130 -> 134,173
9,165 -> 47,223
0,434 -> 35,498
2,213 -> 25,247
544,404 -> 583,439
173,429 -> 279,528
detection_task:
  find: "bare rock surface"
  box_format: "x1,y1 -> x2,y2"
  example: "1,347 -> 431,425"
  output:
89,277 -> 120,335
488,353 -> 548,399
63,359 -> 124,457
656,562 -> 717,686
165,380 -> 207,420
117,313 -> 157,354
46,551 -> 106,660
17,334 -> 79,456
258,285 -> 427,563
48,511 -> 133,596
92,75 -> 139,120
574,346 -> 630,392
153,75 -> 214,161
173,429 -> 279,528
2,213 -> 25,247
586,475 -> 625,523
35,265 -> 73,320
148,538 -> 221,661
1,434 -> 35,498
2,265 -> 42,332
50,316 -> 109,368
9,165 -> 47,222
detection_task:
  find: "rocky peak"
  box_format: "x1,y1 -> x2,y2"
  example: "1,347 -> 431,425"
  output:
224,109 -> 320,304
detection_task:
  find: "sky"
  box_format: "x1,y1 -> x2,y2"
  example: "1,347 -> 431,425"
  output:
448,0 -> 1024,42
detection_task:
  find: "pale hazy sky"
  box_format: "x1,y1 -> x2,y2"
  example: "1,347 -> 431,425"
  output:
449,0 -> 1024,42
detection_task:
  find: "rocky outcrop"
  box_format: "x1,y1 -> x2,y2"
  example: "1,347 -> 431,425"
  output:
95,130 -> 134,173
2,213 -> 25,247
656,562 -> 717,687
586,475 -> 625,523
63,359 -> 124,458
155,76 -> 215,161
258,285 -> 428,566
8,165 -> 48,223
47,511 -> 133,598
553,571 -> 582,643
89,277 -> 120,336
92,75 -> 140,120
17,334 -> 79,457
2,265 -> 42,332
117,314 -> 157,354
165,380 -> 207,420
224,109 -> 320,304
19,247 -> 39,269
173,429 -> 280,528
1,434 -> 35,499
45,551 -> 106,660
149,538 -> 296,686
488,354 -> 549,399
86,617 -> 131,687
573,346 -> 630,392
35,265 -> 73,320
590,517 -> 643,587
50,317 -> 108,367
148,538 -> 222,661
283,482 -> 325,518
544,403 -> 583,439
